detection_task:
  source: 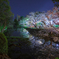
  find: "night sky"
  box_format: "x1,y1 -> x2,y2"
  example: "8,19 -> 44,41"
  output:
8,0 -> 54,17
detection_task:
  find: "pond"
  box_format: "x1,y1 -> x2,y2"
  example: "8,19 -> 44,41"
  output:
26,28 -> 59,59
17,27 -> 59,49
10,28 -> 59,59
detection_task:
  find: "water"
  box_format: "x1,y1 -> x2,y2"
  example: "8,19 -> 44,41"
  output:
9,28 -> 59,59
10,28 -> 59,50
12,28 -> 59,49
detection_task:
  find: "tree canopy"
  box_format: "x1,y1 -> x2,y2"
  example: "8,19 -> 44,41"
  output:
0,0 -> 14,33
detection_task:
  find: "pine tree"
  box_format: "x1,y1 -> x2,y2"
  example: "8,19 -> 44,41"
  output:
13,19 -> 19,31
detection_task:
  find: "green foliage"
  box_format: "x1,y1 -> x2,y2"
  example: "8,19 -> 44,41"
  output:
52,0 -> 59,2
20,16 -> 24,20
0,26 -> 3,32
13,19 -> 19,30
0,0 -> 10,20
14,19 -> 19,25
0,25 -> 7,32
3,27 -> 14,36
53,25 -> 59,28
0,32 -> 8,54
0,0 -> 14,33
55,57 -> 59,59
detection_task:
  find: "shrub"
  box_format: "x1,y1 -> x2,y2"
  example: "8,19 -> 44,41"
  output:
0,32 -> 8,54
3,27 -> 14,36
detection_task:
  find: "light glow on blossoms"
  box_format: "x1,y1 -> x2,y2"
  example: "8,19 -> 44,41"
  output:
19,7 -> 59,29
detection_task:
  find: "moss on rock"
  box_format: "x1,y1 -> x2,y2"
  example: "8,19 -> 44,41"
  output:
0,32 -> 8,54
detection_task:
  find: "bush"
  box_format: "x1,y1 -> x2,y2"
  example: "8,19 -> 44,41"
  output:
0,32 -> 8,54
3,27 -> 14,36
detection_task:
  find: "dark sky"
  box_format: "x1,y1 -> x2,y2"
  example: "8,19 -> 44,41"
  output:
8,0 -> 54,17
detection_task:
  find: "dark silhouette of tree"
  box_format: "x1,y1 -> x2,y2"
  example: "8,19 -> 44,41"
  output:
20,16 -> 24,20
0,0 -> 14,33
52,0 -> 59,7
13,19 -> 19,31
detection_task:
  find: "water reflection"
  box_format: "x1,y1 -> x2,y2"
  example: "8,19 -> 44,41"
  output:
19,28 -> 59,50
28,34 -> 59,50
36,40 -> 43,44
56,44 -> 59,46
